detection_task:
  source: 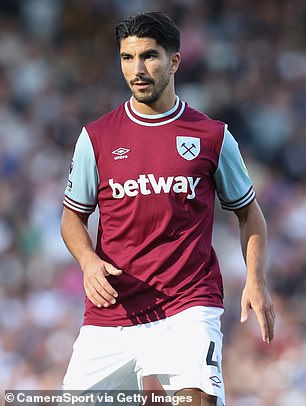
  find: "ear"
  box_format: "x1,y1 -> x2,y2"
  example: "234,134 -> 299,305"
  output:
169,52 -> 181,74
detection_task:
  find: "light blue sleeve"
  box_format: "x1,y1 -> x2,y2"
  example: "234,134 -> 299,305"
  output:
63,127 -> 99,215
214,127 -> 255,211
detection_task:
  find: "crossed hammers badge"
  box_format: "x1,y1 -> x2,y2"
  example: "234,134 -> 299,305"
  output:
176,136 -> 200,161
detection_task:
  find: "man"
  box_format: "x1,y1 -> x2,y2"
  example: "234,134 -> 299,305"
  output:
61,11 -> 275,406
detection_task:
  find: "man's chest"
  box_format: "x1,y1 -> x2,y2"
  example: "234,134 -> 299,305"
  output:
98,124 -> 219,184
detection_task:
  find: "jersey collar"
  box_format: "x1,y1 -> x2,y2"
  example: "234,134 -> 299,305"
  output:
124,96 -> 185,126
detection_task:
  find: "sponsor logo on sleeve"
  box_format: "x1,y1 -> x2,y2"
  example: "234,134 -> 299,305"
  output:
66,180 -> 72,192
69,159 -> 74,174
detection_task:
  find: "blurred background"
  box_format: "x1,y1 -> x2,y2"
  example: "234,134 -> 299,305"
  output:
0,0 -> 306,405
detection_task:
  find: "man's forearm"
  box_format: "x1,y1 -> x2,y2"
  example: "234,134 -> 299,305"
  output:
61,207 -> 98,270
236,200 -> 268,283
235,200 -> 274,343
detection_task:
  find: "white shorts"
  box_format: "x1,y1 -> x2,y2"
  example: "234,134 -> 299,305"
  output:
62,306 -> 225,405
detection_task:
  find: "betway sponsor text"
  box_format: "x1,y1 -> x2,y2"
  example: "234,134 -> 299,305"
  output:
109,174 -> 201,200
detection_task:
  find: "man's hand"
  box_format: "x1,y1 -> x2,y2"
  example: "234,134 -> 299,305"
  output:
83,257 -> 122,308
240,281 -> 275,343
60,208 -> 122,308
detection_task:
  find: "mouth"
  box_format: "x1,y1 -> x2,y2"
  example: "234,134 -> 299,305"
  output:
131,80 -> 152,90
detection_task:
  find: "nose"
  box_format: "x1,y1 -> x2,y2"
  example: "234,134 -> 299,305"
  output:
133,57 -> 146,77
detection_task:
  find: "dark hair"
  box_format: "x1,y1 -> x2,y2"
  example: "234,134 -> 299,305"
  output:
115,12 -> 180,53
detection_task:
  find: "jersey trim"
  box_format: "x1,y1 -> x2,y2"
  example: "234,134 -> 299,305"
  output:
63,195 -> 96,215
130,95 -> 180,119
124,96 -> 186,126
218,186 -> 255,211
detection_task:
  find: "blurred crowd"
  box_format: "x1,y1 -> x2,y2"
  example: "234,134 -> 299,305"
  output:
0,0 -> 306,405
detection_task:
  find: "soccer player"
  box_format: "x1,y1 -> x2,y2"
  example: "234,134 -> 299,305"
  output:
60,11 -> 275,406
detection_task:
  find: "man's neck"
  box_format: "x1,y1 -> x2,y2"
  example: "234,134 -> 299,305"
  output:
131,94 -> 177,116
132,96 -> 176,115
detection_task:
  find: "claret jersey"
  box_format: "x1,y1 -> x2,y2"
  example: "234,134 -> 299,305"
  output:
63,96 -> 255,326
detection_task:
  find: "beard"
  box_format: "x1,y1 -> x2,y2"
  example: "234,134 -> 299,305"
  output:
128,73 -> 170,104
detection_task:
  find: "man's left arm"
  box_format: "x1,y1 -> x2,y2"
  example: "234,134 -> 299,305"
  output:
234,199 -> 275,344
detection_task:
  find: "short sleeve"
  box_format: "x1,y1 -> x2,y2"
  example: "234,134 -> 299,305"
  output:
63,127 -> 99,215
214,127 -> 255,211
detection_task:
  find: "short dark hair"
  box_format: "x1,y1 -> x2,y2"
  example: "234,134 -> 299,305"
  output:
115,12 -> 180,53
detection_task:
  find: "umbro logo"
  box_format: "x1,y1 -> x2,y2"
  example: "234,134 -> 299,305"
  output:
112,147 -> 130,160
209,375 -> 222,388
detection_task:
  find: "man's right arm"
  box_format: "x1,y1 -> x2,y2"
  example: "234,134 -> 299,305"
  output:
61,207 -> 122,307
61,128 -> 122,307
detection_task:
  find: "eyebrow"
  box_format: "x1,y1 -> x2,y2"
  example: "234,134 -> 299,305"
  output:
120,48 -> 160,58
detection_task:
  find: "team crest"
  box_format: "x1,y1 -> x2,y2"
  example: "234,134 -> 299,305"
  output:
176,136 -> 200,161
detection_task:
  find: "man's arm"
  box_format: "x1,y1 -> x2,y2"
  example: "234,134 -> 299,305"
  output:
61,207 -> 122,307
234,199 -> 275,343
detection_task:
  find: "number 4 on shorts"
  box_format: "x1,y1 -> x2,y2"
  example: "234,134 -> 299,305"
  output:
206,341 -> 220,372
